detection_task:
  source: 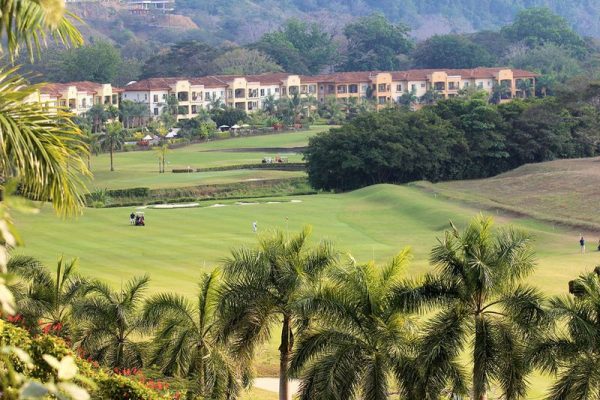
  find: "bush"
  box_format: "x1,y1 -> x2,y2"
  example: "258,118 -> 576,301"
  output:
0,321 -> 180,400
107,187 -> 151,198
171,168 -> 194,173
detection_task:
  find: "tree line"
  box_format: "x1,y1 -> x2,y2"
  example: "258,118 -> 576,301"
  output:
304,80 -> 600,191
21,7 -> 599,97
5,218 -> 600,399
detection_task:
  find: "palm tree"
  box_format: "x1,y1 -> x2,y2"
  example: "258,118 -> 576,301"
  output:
263,94 -> 277,116
9,255 -> 87,338
208,93 -> 225,113
394,215 -> 547,400
154,144 -> 169,173
219,227 -> 337,400
143,270 -> 245,399
490,82 -> 512,104
530,271 -> 600,399
99,121 -> 125,172
290,250 -> 443,400
516,79 -> 534,99
73,275 -> 149,369
86,103 -> 108,133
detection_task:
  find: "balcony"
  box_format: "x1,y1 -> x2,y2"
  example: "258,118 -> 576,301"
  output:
235,89 -> 246,99
433,82 -> 446,91
177,92 -> 189,102
337,85 -> 347,94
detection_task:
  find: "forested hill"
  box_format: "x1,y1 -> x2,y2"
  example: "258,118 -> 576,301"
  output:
177,0 -> 598,42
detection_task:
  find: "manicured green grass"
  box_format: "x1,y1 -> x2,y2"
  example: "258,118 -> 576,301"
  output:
88,127 -> 330,190
15,184 -> 592,297
14,183 -> 594,398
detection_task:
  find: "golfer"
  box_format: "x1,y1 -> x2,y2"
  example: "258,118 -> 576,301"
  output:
252,221 -> 258,233
580,235 -> 586,254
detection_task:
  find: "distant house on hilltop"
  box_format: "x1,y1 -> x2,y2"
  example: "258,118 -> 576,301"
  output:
127,0 -> 174,14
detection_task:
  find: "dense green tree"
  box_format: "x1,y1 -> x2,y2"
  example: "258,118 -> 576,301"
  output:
143,270 -> 244,399
340,13 -> 413,71
254,18 -> 339,74
305,108 -> 466,191
219,227 -> 337,400
52,40 -> 123,84
507,43 -> 583,86
290,250 -> 462,399
213,48 -> 283,75
394,216 -> 547,400
119,100 -> 149,129
74,275 -> 149,369
211,107 -> 247,128
141,41 -> 220,79
531,271 -> 600,400
413,34 -> 494,69
501,7 -> 587,56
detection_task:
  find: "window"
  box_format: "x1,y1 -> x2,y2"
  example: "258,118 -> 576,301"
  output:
396,84 -> 402,91
81,98 -> 86,108
361,85 -> 368,92
378,84 -> 386,92
464,82 -> 470,88
328,85 -> 335,93
191,105 -> 198,114
378,96 -> 386,104
281,87 -> 287,96
411,84 -> 416,92
205,92 -> 211,100
488,81 -> 492,87
177,105 -> 189,115
448,82 -> 457,90
337,85 -> 347,94
477,82 -> 484,89
320,85 -> 324,91
144,94 -> 147,100
162,94 -> 167,100
421,83 -> 425,88
309,85 -> 316,94
275,88 -> 280,93
260,89 -> 265,96
177,92 -> 189,101
267,88 -> 272,95
349,84 -> 358,94
153,94 -> 158,102
153,108 -> 159,116
192,92 -> 198,100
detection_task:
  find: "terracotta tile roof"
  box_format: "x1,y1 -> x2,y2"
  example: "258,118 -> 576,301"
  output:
121,68 -> 539,93
124,77 -> 179,91
40,83 -> 69,96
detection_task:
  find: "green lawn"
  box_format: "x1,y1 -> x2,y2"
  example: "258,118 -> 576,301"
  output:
88,127 -> 330,190
14,183 -> 595,398
15,184 -> 593,297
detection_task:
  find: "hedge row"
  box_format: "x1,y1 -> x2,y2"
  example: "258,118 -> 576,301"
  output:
194,163 -> 306,172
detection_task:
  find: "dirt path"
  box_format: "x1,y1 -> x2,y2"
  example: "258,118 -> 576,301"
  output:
253,378 -> 300,398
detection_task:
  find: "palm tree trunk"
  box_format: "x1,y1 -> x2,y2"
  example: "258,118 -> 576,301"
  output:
162,155 -> 165,174
473,315 -> 488,400
279,314 -> 293,400
110,145 -> 114,172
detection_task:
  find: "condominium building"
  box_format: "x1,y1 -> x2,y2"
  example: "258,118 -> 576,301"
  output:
121,67 -> 536,119
29,81 -> 122,115
24,67 -> 529,121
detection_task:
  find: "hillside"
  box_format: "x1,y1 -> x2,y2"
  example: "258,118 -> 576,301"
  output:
419,157 -> 600,230
67,0 -> 600,45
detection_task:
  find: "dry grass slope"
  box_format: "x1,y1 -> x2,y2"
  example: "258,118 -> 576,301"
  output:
420,157 -> 600,230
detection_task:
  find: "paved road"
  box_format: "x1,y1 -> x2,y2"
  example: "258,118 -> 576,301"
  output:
253,378 -> 300,398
